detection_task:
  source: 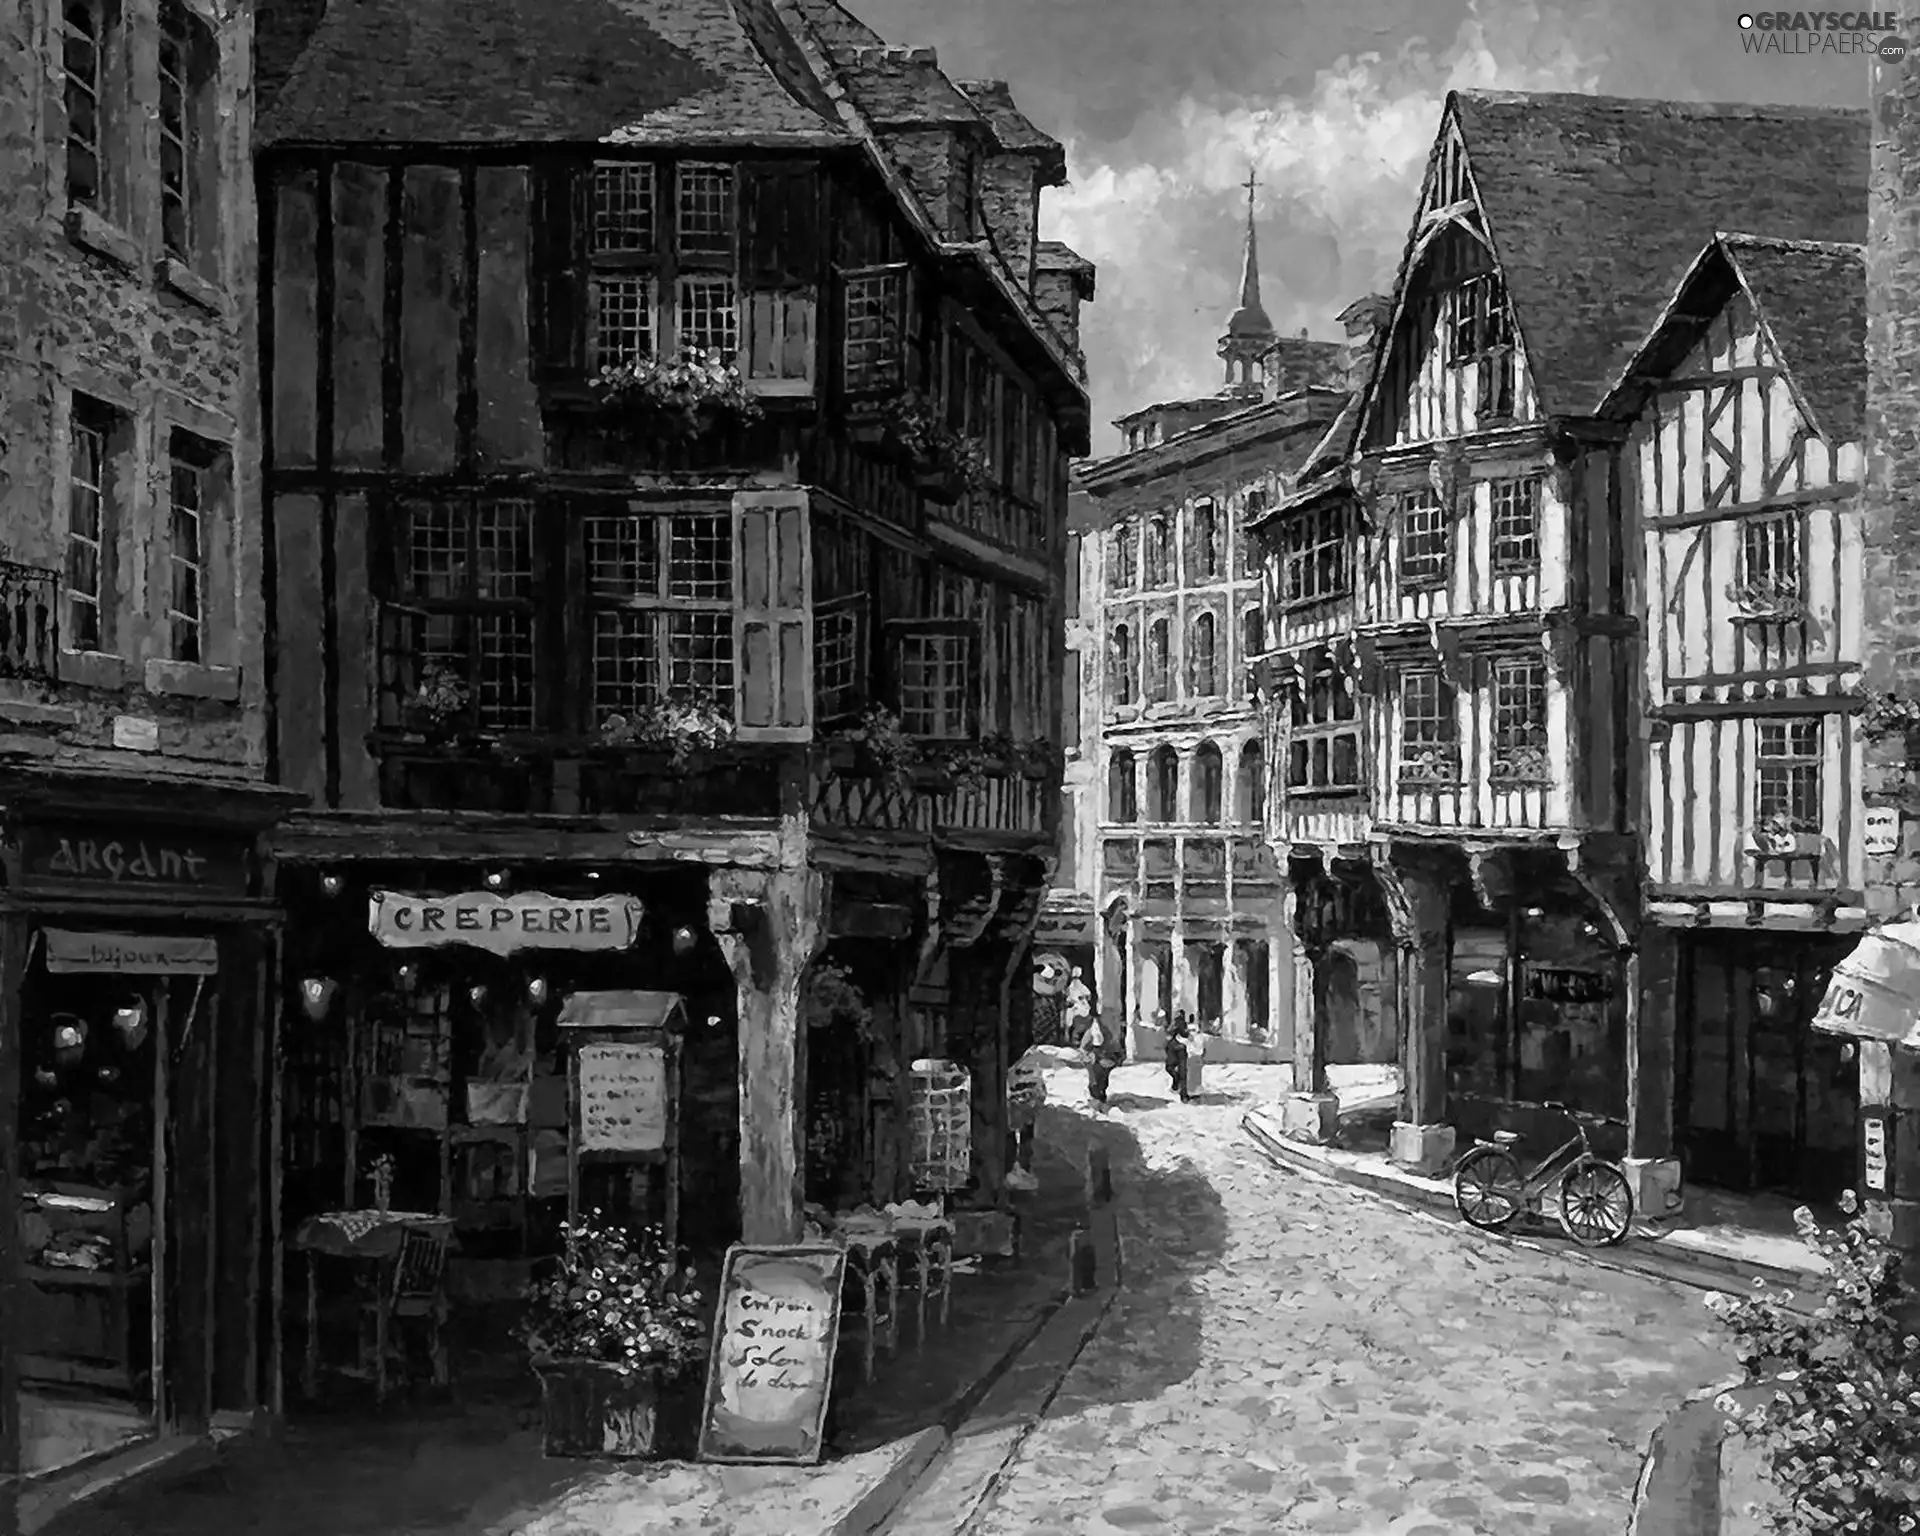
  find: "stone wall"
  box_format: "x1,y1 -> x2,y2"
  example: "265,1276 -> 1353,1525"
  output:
0,0 -> 268,776
979,157 -> 1039,290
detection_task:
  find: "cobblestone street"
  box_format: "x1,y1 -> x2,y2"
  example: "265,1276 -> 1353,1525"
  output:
957,1063 -> 1737,1536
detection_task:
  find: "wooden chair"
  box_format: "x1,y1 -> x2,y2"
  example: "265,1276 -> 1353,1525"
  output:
359,1226 -> 450,1401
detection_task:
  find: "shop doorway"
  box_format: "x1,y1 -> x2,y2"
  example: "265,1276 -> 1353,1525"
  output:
1678,933 -> 1857,1199
14,952 -> 209,1476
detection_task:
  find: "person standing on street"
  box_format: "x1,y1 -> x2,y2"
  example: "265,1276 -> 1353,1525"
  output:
1164,1011 -> 1193,1102
1079,1011 -> 1123,1112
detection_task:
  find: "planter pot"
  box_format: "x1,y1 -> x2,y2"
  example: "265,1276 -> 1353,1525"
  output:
532,1357 -> 697,1460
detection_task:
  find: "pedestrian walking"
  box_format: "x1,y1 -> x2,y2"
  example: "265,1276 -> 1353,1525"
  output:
1164,1011 -> 1193,1102
1078,1012 -> 1123,1111
1006,1045 -> 1048,1189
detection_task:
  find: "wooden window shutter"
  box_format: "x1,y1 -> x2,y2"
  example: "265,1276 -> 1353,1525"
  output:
732,489 -> 811,739
740,161 -> 819,290
534,161 -> 588,378
376,600 -> 430,728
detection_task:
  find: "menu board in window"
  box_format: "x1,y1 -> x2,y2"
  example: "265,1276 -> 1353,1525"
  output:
574,1042 -> 669,1154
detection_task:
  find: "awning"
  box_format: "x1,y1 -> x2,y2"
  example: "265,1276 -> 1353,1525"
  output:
1812,918 -> 1920,1047
556,989 -> 687,1032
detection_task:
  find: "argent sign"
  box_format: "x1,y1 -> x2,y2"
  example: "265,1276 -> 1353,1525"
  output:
368,889 -> 645,956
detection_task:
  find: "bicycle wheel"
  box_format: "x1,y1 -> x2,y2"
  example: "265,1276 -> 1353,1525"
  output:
1452,1145 -> 1524,1231
1557,1157 -> 1634,1247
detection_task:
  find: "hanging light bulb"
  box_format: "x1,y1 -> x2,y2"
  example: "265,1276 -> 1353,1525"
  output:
468,984 -> 489,1008
484,870 -> 508,891
112,999 -> 149,1049
299,976 -> 339,1023
671,925 -> 697,956
706,1014 -> 723,1031
33,1068 -> 57,1088
395,962 -> 419,995
584,870 -> 602,882
526,974 -> 549,1005
320,873 -> 345,898
97,1065 -> 121,1084
53,1015 -> 87,1065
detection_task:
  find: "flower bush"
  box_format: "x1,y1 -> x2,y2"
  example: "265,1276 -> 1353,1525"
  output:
592,350 -> 762,435
1726,578 -> 1806,621
520,1214 -> 707,1379
879,393 -> 993,493
1862,690 -> 1920,748
831,706 -> 922,785
805,961 -> 874,1042
598,693 -> 736,767
411,662 -> 472,730
1705,1196 -> 1920,1534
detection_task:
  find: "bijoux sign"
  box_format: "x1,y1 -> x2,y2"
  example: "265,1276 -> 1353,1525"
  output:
367,890 -> 644,956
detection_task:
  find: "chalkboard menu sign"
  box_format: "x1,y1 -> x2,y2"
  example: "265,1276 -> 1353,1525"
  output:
575,1042 -> 668,1153
697,1245 -> 847,1465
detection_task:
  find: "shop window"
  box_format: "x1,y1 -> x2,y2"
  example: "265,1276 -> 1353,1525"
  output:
1287,648 -> 1359,792
1756,719 -> 1822,830
1398,666 -> 1458,784
382,496 -> 539,733
1490,657 -> 1549,783
1397,491 -> 1448,590
586,508 -> 734,725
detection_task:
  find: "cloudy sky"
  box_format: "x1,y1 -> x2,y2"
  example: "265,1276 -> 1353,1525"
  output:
847,0 -> 1873,455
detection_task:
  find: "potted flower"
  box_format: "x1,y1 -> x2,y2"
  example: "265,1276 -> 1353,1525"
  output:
870,394 -> 994,504
1862,688 -> 1920,766
520,1214 -> 708,1460
408,662 -> 473,743
1725,577 -> 1805,624
598,693 -> 737,769
1397,745 -> 1460,785
1489,733 -> 1550,784
591,349 -> 763,437
829,706 -> 922,787
936,737 -> 1008,796
1745,808 -> 1824,861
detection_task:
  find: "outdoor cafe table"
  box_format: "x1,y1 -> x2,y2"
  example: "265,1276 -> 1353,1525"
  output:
291,1210 -> 455,1398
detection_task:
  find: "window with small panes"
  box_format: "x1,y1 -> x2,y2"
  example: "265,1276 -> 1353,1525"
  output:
1144,617 -> 1171,702
386,498 -> 540,733
585,508 -> 735,722
888,624 -> 974,739
1280,499 -> 1350,606
64,0 -> 118,212
1398,668 -> 1459,783
585,160 -> 740,369
1489,657 -> 1549,782
1740,513 -> 1802,600
1286,648 -> 1359,792
1756,719 -> 1822,830
1397,491 -> 1448,589
1108,524 -> 1137,591
1144,516 -> 1173,587
1188,498 -> 1221,583
1489,477 -> 1540,573
158,1 -> 215,266
1188,611 -> 1219,696
1108,623 -> 1134,706
841,263 -> 908,394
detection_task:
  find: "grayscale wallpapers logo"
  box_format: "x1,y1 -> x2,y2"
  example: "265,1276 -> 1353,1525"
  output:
1737,11 -> 1908,54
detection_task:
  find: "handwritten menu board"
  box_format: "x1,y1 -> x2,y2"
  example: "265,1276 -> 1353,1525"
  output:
574,1042 -> 668,1154
696,1245 -> 847,1464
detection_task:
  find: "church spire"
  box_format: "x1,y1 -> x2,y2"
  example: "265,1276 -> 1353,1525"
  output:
1219,165 -> 1274,397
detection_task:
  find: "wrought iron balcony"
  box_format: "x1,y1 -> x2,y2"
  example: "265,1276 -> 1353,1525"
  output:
0,561 -> 59,684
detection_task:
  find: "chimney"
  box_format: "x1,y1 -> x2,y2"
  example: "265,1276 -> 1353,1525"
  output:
1337,294 -> 1392,396
1033,243 -> 1096,384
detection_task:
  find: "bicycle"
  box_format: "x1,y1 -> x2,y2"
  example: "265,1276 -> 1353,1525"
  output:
1450,1100 -> 1635,1247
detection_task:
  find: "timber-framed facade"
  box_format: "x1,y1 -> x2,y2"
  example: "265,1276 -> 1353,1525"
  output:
252,0 -> 1093,1336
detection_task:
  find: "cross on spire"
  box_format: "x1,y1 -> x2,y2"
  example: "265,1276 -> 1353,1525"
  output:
1241,166 -> 1259,202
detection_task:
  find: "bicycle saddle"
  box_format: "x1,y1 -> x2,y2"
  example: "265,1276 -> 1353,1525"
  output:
1489,1130 -> 1523,1146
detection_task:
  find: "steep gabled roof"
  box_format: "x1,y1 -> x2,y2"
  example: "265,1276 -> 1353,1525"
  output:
1598,233 -> 1865,445
956,81 -> 1068,182
844,46 -> 989,127
258,0 -> 848,148
1447,90 -> 1867,420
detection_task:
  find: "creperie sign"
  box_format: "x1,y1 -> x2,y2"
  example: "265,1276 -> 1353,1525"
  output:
368,890 -> 644,956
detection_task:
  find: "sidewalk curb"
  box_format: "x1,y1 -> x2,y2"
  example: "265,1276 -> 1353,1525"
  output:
1625,1376 -> 1745,1536
857,1157 -> 1126,1536
1240,1111 -> 1822,1305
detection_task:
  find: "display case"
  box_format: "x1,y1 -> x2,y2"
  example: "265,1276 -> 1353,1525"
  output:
16,1181 -> 153,1397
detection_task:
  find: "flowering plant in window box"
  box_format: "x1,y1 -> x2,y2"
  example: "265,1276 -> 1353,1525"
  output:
828,706 -> 922,786
1861,688 -> 1920,757
521,1213 -> 707,1460
597,693 -> 736,769
1396,746 -> 1461,785
937,736 -> 1015,796
1724,578 -> 1805,623
405,662 -> 475,742
869,393 -> 994,502
592,350 -> 763,436
1745,809 -> 1824,860
1488,741 -> 1551,784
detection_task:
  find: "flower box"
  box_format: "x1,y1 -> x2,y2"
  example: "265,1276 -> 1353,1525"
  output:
1725,580 -> 1806,624
532,1357 -> 695,1459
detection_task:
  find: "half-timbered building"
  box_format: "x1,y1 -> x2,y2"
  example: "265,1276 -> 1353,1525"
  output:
1256,91 -> 1866,1217
1065,186 -> 1345,1058
1595,233 -> 1866,1203
252,0 -> 1092,1310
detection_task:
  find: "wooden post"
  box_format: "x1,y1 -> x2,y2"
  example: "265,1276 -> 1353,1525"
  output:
1373,847 -> 1454,1175
708,857 -> 824,1247
0,916 -> 29,1536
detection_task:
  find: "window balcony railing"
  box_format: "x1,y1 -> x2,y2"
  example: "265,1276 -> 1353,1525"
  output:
0,560 -> 59,685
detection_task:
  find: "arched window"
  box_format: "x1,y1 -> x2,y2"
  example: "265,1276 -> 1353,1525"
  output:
1241,606 -> 1263,662
1188,612 -> 1218,696
1144,516 -> 1172,587
1188,498 -> 1220,582
1107,624 -> 1133,706
1237,739 -> 1266,824
1107,525 -> 1136,591
1148,745 -> 1179,822
1107,748 -> 1137,823
1145,618 -> 1171,702
1193,741 -> 1224,823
